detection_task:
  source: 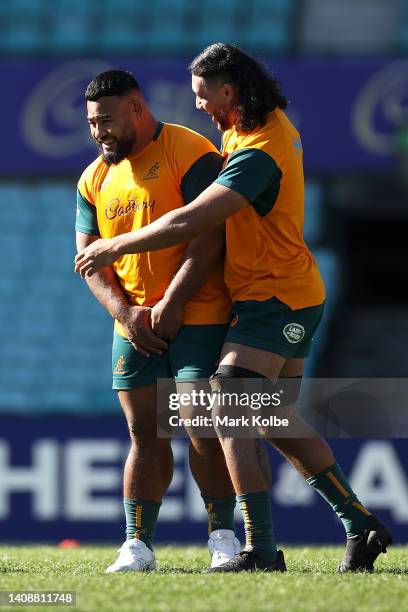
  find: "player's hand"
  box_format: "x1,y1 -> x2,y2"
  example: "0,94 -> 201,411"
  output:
151,298 -> 184,341
75,238 -> 120,277
121,305 -> 168,357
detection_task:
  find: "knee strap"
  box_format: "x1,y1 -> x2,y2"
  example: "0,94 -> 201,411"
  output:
210,367 -> 302,408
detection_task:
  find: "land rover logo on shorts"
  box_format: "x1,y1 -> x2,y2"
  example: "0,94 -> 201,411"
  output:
283,323 -> 305,344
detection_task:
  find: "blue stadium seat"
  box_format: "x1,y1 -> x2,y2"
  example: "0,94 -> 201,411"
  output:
55,0 -> 95,13
240,0 -> 293,51
242,20 -> 290,51
2,23 -> 45,53
252,0 -> 294,17
100,23 -> 148,54
48,17 -> 91,53
10,0 -> 45,17
103,0 -> 146,17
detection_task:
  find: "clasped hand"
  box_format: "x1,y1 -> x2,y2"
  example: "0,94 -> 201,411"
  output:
75,238 -> 118,277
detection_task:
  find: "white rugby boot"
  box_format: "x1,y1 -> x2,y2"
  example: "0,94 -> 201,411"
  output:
105,539 -> 156,573
208,529 -> 241,568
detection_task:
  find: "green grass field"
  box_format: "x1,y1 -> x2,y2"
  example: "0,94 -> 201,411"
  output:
0,545 -> 407,612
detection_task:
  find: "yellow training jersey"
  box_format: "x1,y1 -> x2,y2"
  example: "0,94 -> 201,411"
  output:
214,109 -> 325,309
76,122 -> 231,332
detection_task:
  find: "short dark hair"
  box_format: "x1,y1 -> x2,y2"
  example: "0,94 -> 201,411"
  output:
85,69 -> 141,101
189,43 -> 287,132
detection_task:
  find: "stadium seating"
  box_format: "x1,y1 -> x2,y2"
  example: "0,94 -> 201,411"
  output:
1,0 -> 407,55
0,183 -> 114,414
0,0 -> 295,55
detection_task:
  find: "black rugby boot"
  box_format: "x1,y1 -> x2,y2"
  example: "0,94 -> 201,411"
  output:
338,515 -> 393,572
209,548 -> 286,573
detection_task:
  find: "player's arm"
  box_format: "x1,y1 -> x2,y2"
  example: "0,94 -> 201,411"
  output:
151,150 -> 227,340
76,232 -> 167,356
75,146 -> 278,277
75,182 -> 247,276
76,231 -> 131,322
151,224 -> 226,339
75,185 -> 167,356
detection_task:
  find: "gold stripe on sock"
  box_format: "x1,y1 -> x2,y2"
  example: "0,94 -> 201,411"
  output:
326,472 -> 350,498
241,501 -> 253,546
134,504 -> 142,537
207,502 -> 214,535
352,501 -> 372,516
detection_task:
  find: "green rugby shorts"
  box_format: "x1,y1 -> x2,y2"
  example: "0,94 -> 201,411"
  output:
112,324 -> 228,390
225,297 -> 325,359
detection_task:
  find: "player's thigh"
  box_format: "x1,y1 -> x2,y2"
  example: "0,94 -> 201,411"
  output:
112,328 -> 171,437
219,297 -> 324,378
169,324 -> 228,381
118,385 -> 159,438
112,328 -> 171,391
169,324 -> 228,439
279,357 -> 305,378
219,342 -> 286,379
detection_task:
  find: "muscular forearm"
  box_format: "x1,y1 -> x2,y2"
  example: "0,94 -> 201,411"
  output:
114,207 -> 204,256
83,266 -> 130,323
111,183 -> 247,258
74,185 -> 247,278
76,232 -> 130,323
163,226 -> 225,306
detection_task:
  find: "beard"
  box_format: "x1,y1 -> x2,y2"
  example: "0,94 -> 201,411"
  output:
212,106 -> 233,131
97,132 -> 136,166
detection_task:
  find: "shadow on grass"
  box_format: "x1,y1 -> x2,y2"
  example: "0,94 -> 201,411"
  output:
156,567 -> 203,574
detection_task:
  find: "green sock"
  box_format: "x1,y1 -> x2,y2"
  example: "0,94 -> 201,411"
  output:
124,498 -> 161,551
307,463 -> 371,537
202,494 -> 236,534
237,491 -> 277,561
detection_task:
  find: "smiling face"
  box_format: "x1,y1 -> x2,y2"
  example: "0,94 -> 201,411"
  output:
87,94 -> 139,165
191,74 -> 236,132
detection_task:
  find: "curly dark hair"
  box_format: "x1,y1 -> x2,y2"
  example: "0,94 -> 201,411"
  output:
189,43 -> 287,132
85,69 -> 141,101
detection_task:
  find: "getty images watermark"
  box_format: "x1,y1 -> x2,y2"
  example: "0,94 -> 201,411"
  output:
157,377 -> 303,438
167,388 -> 288,429
157,378 -> 408,439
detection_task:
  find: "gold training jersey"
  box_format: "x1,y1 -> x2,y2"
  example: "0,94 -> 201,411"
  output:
214,109 -> 325,309
76,122 -> 231,331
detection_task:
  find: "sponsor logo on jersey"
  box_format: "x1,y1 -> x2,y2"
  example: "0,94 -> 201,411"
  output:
104,198 -> 155,221
143,162 -> 160,180
283,323 -> 305,344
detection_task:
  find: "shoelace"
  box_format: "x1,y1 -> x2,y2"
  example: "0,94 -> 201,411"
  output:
118,542 -> 147,556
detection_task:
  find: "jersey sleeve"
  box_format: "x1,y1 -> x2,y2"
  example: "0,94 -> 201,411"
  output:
214,148 -> 282,216
75,159 -> 105,235
75,188 -> 99,235
181,152 -> 223,203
